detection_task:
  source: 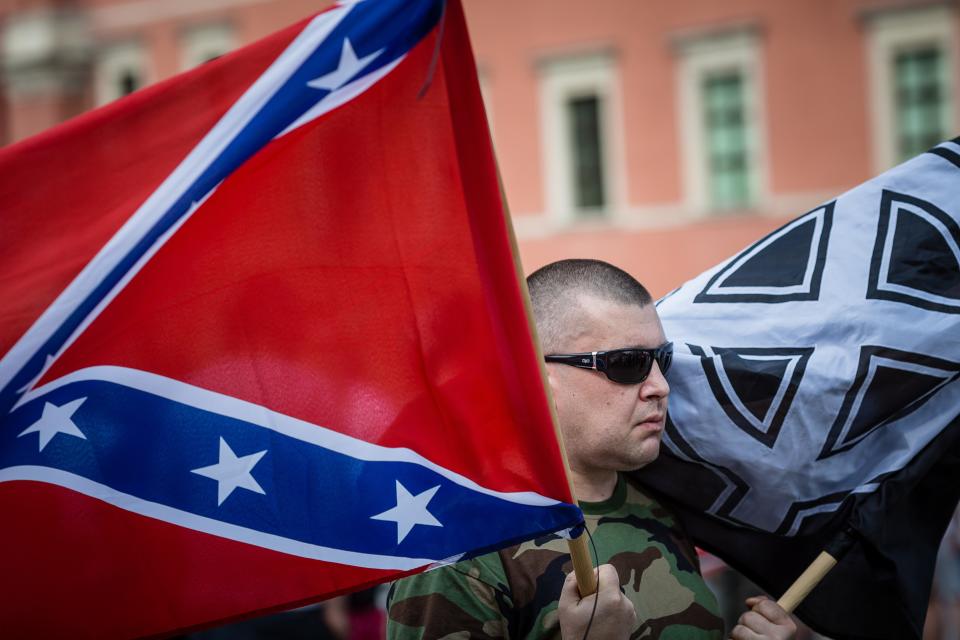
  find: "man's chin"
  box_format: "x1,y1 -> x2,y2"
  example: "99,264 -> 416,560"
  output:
615,440 -> 661,472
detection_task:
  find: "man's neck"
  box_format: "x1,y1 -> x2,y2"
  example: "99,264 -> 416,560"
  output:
570,468 -> 618,503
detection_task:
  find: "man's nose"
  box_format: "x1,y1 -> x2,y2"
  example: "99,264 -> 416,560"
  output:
639,361 -> 670,400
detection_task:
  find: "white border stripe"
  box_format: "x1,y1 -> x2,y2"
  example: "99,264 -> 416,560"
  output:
785,483 -> 879,537
17,365 -> 561,508
707,210 -> 825,296
0,6 -> 353,392
878,204 -> 960,308
942,140 -> 960,155
709,349 -> 799,433
0,466 -> 433,570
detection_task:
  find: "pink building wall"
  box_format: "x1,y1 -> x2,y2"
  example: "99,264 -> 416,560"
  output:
519,214 -> 794,297
461,0 -> 902,216
1,0 -> 957,293
761,2 -> 873,192
457,0 -> 959,290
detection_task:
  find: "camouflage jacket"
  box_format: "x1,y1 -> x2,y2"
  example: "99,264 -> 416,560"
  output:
387,473 -> 724,640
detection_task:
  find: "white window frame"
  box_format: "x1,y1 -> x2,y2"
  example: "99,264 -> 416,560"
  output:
94,40 -> 149,106
676,28 -> 766,216
866,5 -> 958,173
180,23 -> 236,72
538,52 -> 624,224
2,9 -> 91,97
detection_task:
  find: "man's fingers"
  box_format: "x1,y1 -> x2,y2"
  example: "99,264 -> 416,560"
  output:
744,595 -> 767,607
736,596 -> 797,640
619,594 -> 638,626
750,598 -> 793,626
594,564 -> 623,605
558,564 -> 637,640
561,566 -> 614,608
559,569 -> 581,603
736,611 -> 776,635
560,569 -> 601,612
595,564 -> 621,590
729,623 -> 763,640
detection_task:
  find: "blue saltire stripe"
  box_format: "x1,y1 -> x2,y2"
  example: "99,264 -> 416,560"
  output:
0,0 -> 444,415
2,379 -> 582,562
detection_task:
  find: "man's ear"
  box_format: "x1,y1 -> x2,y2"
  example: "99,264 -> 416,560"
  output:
544,366 -> 561,404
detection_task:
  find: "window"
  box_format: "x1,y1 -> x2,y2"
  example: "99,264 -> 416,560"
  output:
539,52 -> 621,222
894,46 -> 947,160
676,28 -> 764,215
118,68 -> 141,96
95,41 -> 148,106
866,6 -> 957,171
703,71 -> 750,209
568,94 -> 605,210
181,24 -> 235,71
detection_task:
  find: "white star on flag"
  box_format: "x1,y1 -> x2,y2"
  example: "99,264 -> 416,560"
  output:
371,480 -> 443,544
18,397 -> 88,451
191,437 -> 267,506
307,38 -> 383,92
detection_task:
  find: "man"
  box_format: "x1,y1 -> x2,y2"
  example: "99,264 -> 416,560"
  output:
387,259 -> 796,639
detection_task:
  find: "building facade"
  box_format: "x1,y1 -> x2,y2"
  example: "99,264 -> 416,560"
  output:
1,0 -> 957,294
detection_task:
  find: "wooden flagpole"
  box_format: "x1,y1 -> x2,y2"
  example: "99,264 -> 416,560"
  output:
496,164 -> 598,597
776,527 -> 857,613
776,552 -> 838,613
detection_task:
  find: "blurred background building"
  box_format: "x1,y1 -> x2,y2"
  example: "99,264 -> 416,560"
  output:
0,0 -> 957,295
1,0 -> 958,638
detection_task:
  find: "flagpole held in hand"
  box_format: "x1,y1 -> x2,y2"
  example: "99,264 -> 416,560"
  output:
504,198 -> 598,597
777,527 -> 857,612
568,533 -> 598,596
497,160 -> 598,598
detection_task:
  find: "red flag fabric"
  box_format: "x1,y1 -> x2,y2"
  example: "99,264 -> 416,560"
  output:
0,1 -> 580,637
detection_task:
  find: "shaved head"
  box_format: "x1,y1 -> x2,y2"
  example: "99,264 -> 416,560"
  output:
527,259 -> 653,353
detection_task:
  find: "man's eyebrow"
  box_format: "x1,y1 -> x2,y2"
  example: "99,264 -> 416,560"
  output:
608,341 -> 668,350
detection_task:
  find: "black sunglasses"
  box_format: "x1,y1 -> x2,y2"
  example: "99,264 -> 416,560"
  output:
544,342 -> 673,384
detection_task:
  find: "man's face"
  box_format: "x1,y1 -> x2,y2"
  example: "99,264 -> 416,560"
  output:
545,295 -> 670,477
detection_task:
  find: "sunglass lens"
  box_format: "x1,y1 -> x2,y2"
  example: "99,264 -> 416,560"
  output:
604,349 -> 653,384
659,347 -> 673,375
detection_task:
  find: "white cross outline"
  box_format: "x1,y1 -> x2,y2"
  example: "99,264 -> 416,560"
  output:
876,200 -> 960,309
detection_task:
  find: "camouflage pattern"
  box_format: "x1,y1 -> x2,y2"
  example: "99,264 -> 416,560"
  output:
387,474 -> 724,639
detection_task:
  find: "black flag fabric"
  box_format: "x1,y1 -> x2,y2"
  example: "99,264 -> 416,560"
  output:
635,138 -> 960,640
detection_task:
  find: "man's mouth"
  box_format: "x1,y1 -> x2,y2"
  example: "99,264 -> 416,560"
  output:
635,414 -> 665,429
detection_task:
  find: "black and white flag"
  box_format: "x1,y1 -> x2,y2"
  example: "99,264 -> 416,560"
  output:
635,138 -> 960,640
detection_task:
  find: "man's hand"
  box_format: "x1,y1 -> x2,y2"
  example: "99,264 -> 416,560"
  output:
559,564 -> 637,639
730,596 -> 797,640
